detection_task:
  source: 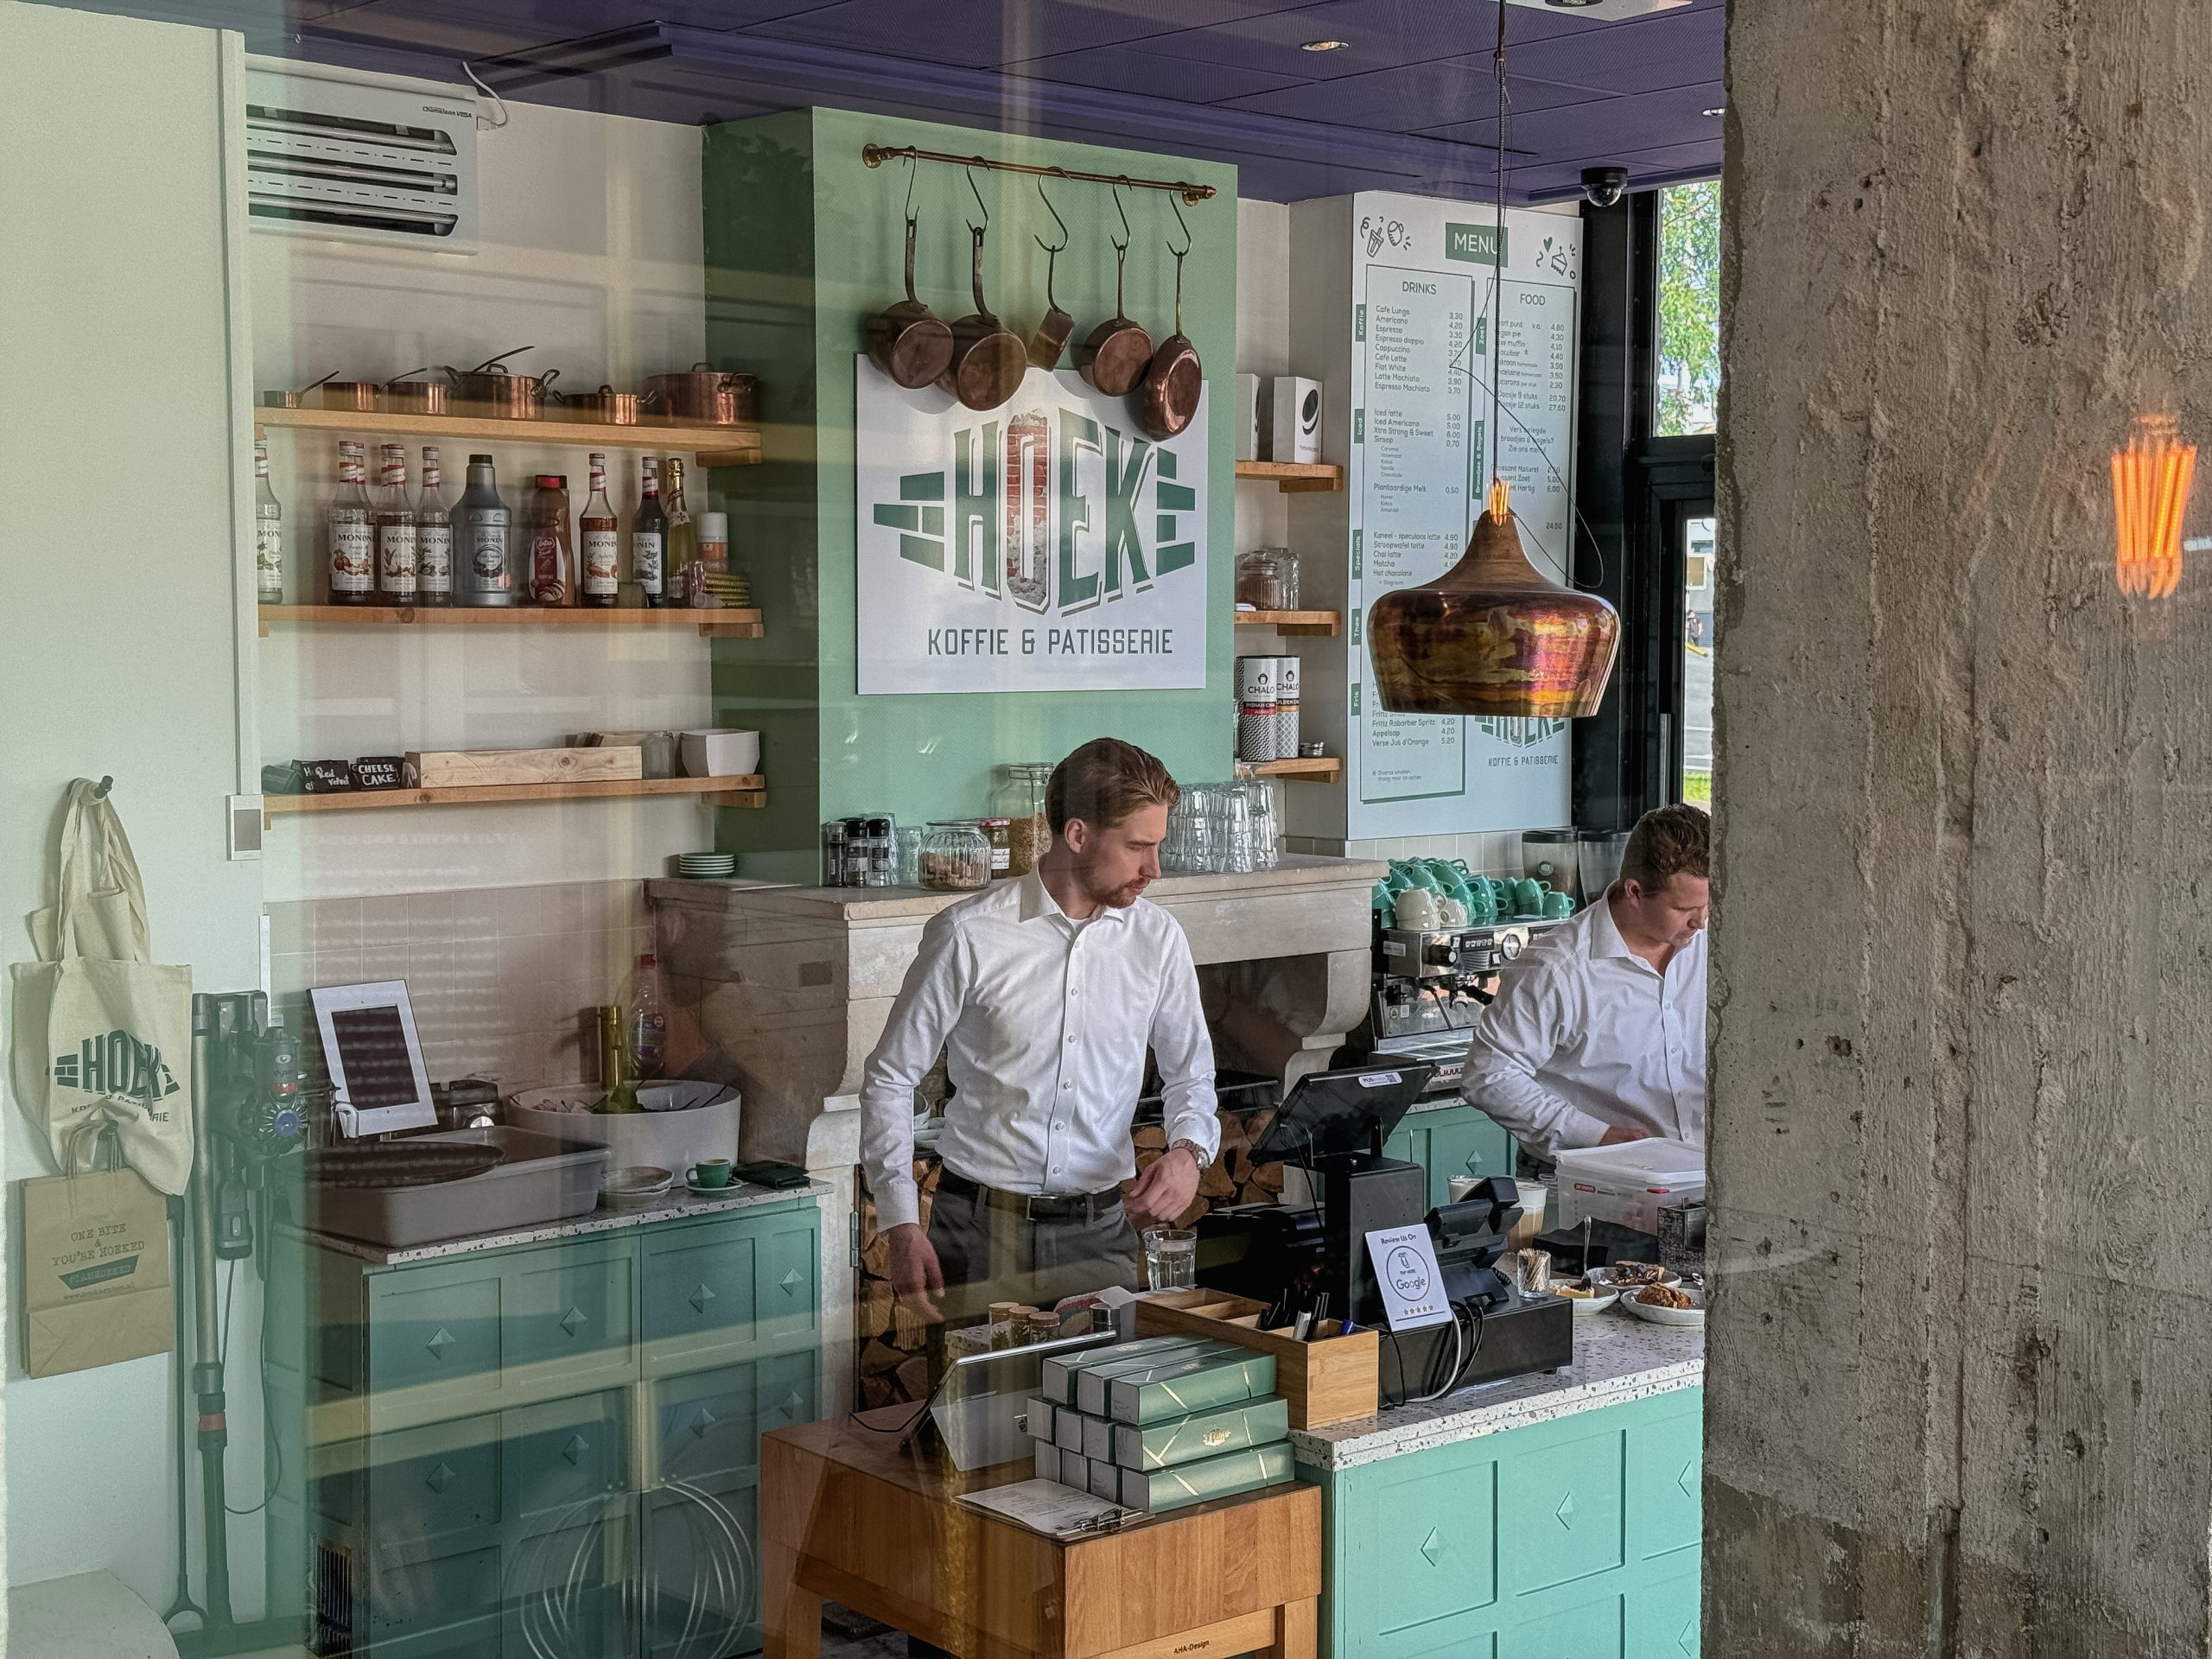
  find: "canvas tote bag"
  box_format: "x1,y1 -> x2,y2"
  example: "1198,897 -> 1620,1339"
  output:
10,779 -> 195,1195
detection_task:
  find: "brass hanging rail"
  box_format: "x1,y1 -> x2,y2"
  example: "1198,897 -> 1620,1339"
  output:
861,143 -> 1216,206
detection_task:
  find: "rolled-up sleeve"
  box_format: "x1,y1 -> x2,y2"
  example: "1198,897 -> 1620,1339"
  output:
1459,958 -> 1611,1157
859,911 -> 969,1230
1148,926 -> 1221,1163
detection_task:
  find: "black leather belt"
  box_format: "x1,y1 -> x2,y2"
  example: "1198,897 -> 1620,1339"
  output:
937,1169 -> 1123,1224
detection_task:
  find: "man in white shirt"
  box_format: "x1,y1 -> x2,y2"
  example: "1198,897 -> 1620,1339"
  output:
1460,803 -> 1708,1154
859,739 -> 1221,1325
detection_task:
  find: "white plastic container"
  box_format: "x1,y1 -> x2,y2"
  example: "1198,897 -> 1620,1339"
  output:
506,1081 -> 742,1178
1554,1138 -> 1706,1235
680,728 -> 761,778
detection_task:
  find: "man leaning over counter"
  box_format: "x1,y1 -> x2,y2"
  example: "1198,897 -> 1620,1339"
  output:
1460,803 -> 1709,1154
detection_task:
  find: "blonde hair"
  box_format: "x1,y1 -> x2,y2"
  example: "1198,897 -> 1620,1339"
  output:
1046,739 -> 1180,835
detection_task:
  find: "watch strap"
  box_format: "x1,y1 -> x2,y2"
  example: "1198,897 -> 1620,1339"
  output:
1170,1137 -> 1212,1173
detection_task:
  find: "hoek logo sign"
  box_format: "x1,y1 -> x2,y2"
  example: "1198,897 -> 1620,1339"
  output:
855,361 -> 1211,696
868,405 -> 1199,616
1477,716 -> 1568,749
52,1027 -> 181,1116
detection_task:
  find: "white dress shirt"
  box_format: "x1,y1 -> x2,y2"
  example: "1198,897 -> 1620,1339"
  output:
860,872 -> 1220,1230
1459,897 -> 1707,1155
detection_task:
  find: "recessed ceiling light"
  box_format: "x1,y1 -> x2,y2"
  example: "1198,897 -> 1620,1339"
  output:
1300,38 -> 1350,52
1702,105 -> 1726,117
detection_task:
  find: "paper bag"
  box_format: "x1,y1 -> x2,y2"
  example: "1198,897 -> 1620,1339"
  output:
22,1164 -> 173,1377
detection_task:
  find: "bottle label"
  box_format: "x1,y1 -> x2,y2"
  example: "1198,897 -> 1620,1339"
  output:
330,520 -> 373,593
379,522 -> 419,597
582,527 -> 620,594
531,529 -> 567,602
468,518 -> 508,583
255,519 -> 283,588
417,524 -> 453,592
634,531 -> 664,594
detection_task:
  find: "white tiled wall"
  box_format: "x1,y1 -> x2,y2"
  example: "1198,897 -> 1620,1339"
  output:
265,879 -> 652,1090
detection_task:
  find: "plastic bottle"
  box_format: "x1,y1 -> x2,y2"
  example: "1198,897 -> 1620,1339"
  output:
624,954 -> 666,1081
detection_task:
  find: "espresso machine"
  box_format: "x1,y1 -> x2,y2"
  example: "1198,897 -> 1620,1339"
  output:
1354,917 -> 1567,1093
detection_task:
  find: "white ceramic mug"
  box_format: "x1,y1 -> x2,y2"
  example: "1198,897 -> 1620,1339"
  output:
1395,886 -> 1440,928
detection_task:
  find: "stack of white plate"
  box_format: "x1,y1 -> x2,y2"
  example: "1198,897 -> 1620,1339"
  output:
677,851 -> 737,879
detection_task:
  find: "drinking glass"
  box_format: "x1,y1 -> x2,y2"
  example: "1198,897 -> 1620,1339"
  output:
1222,784 -> 1255,873
1142,1226 -> 1198,1291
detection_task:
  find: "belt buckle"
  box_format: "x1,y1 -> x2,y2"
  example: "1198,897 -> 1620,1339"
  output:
1025,1192 -> 1077,1223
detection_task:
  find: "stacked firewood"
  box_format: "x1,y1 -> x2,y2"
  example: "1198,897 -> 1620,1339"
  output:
855,1109 -> 1285,1408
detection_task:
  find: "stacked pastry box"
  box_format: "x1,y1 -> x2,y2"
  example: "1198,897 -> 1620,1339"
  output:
1022,1335 -> 1292,1514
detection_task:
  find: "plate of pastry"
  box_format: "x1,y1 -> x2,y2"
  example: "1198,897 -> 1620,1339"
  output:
1622,1283 -> 1706,1326
1548,1281 -> 1620,1318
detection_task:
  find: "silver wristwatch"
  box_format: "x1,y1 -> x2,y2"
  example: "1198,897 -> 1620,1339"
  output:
1170,1137 -> 1212,1173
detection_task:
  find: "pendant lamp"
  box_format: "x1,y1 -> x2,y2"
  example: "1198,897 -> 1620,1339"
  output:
1369,479 -> 1622,716
1365,2 -> 1623,719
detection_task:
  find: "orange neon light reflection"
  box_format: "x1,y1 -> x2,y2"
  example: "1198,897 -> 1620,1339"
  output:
2112,414 -> 2196,600
1487,475 -> 1511,520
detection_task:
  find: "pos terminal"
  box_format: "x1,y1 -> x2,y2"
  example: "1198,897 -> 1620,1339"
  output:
1194,1065 -> 1572,1402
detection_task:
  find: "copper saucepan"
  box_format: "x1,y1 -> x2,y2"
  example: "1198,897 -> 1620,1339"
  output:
1076,187 -> 1152,399
565,385 -> 661,425
937,180 -> 1027,412
314,380 -> 385,412
867,204 -> 955,390
645,364 -> 758,426
384,368 -> 450,418
261,372 -> 340,410
1138,210 -> 1203,441
1027,179 -> 1074,372
445,346 -> 560,419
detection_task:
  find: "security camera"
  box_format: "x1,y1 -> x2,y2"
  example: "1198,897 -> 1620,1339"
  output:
1581,166 -> 1630,209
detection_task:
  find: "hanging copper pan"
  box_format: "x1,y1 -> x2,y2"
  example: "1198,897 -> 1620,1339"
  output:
867,165 -> 955,390
938,181 -> 1026,412
1027,179 -> 1075,371
383,368 -> 450,417
1137,206 -> 1201,441
1076,185 -> 1151,398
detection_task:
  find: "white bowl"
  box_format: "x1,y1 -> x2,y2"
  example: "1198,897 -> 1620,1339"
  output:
1550,1284 -> 1620,1318
1622,1286 -> 1706,1326
679,728 -> 760,779
1586,1263 -> 1681,1294
508,1083 -> 741,1170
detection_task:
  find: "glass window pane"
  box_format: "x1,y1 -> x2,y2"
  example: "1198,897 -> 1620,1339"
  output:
1656,181 -> 1722,437
1682,513 -> 1717,804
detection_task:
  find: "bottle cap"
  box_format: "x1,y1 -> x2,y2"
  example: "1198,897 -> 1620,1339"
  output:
699,512 -> 728,540
469,453 -> 494,465
638,953 -> 657,968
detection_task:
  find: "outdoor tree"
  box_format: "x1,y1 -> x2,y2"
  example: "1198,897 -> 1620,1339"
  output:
1658,181 -> 1722,435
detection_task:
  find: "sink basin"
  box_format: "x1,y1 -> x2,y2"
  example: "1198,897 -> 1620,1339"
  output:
307,1125 -> 609,1249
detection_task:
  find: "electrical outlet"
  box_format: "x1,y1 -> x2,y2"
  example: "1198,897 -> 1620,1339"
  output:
228,795 -> 264,860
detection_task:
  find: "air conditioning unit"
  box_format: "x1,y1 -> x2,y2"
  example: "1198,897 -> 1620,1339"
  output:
244,59 -> 479,251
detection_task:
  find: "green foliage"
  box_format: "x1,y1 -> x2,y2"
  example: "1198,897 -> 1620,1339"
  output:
1656,181 -> 1721,436
1681,769 -> 1713,806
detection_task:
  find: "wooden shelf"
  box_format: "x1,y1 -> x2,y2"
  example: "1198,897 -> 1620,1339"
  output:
257,604 -> 764,639
1234,460 -> 1344,493
256,404 -> 761,468
264,774 -> 766,823
1234,609 -> 1341,637
1247,756 -> 1342,782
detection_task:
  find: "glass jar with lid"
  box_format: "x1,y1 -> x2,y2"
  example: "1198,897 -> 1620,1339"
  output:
977,817 -> 1014,879
1235,547 -> 1290,611
918,821 -> 992,891
993,762 -> 1054,876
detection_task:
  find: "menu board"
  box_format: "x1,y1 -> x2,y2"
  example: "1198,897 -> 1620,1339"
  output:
1345,194 -> 1582,838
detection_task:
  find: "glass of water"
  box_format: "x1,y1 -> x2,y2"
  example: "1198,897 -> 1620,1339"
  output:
1142,1226 -> 1198,1291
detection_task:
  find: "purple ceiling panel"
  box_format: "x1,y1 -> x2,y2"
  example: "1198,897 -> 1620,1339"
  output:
1219,59 -> 1615,130
1498,3 -> 1722,96
352,0 -> 836,41
1426,79 -> 1722,158
1001,42 -> 1313,106
747,0 -> 1287,71
1111,0 -> 1618,83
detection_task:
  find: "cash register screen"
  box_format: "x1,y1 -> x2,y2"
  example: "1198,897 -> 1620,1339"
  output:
1247,1063 -> 1438,1165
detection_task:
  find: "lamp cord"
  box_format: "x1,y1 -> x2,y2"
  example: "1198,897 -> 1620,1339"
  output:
1490,0 -> 1509,505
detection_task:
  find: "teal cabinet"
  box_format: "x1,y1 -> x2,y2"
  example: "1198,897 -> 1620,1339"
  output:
1309,1385 -> 1702,1658
267,1196 -> 822,1658
1385,1102 -> 1516,1209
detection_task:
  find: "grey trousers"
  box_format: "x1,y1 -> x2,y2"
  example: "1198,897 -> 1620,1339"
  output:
926,1178 -> 1139,1329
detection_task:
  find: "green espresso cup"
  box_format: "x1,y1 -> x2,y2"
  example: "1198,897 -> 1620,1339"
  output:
1541,887 -> 1575,919
691,1158 -> 734,1189
1511,877 -> 1545,916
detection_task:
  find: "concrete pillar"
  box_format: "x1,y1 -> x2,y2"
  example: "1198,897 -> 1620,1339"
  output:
1711,3 -> 2212,1654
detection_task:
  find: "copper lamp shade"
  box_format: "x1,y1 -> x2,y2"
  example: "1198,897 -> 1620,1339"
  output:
1369,481 -> 1622,718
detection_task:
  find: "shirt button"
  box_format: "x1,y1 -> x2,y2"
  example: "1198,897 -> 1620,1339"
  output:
1052,1166 -> 1065,1175
1066,1034 -> 1076,1045
1061,1081 -> 1072,1090
1053,1121 -> 1066,1130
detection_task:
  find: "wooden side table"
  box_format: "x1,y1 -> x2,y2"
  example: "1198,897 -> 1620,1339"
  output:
762,1408 -> 1320,1659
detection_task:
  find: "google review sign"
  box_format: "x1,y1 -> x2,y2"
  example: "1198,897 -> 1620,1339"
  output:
854,359 -> 1210,695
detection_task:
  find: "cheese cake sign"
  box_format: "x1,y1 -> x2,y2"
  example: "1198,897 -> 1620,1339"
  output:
853,357 -> 1210,695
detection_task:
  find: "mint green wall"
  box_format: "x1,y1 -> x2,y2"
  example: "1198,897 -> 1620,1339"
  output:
705,107 -> 1236,879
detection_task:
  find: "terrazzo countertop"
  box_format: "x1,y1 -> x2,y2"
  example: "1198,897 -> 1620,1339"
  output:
300,1179 -> 830,1266
1290,1308 -> 1703,1471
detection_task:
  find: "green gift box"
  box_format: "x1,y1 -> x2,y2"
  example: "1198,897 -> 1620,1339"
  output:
1076,1339 -> 1236,1416
1116,1442 -> 1296,1514
1114,1395 -> 1291,1471
1083,1412 -> 1116,1462
1107,1348 -> 1276,1425
1033,1441 -> 1058,1482
1040,1334 -> 1207,1406
1087,1457 -> 1122,1502
1023,1397 -> 1058,1442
